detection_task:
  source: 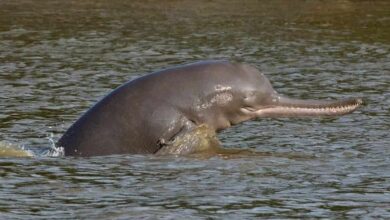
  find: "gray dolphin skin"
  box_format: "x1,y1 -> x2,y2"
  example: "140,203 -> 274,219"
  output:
58,61 -> 362,156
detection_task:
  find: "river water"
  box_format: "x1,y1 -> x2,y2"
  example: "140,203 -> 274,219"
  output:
0,0 -> 389,219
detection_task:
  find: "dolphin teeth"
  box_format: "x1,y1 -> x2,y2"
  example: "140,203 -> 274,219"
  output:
253,99 -> 362,117
278,102 -> 360,113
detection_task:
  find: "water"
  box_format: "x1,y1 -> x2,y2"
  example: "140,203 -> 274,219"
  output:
0,0 -> 389,218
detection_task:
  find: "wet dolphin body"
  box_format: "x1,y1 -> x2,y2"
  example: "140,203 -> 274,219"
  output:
58,61 -> 362,156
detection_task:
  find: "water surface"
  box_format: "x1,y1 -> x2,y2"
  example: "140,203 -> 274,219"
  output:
0,0 -> 389,219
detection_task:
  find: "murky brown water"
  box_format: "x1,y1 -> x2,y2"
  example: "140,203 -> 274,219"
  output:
0,0 -> 389,219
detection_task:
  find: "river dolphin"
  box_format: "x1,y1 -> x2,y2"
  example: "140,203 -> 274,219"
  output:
57,61 -> 362,156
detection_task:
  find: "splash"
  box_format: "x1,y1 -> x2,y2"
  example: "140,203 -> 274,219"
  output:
0,141 -> 33,157
156,124 -> 222,156
41,133 -> 64,157
0,133 -> 64,158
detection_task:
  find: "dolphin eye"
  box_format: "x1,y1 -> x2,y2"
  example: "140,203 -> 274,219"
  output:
244,91 -> 256,99
243,95 -> 251,102
243,91 -> 257,102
